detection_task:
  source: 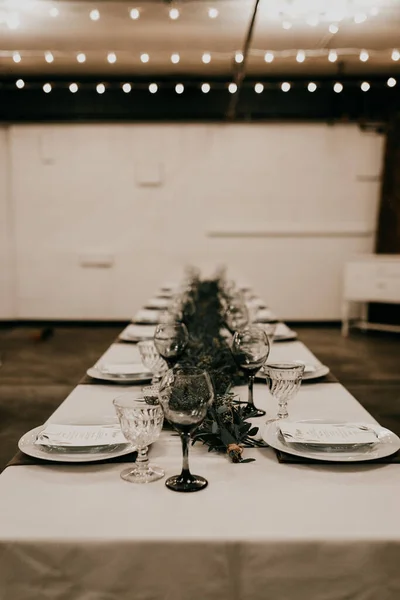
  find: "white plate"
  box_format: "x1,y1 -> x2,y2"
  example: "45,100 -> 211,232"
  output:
262,419 -> 400,462
257,364 -> 330,381
274,331 -> 298,342
119,324 -> 156,342
87,366 -> 152,384
18,425 -> 136,463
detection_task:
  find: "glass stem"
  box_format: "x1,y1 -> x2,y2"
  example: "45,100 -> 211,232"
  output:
277,400 -> 288,419
136,446 -> 149,474
180,433 -> 192,480
247,374 -> 255,407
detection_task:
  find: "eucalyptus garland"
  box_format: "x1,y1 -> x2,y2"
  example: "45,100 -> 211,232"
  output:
180,278 -> 264,463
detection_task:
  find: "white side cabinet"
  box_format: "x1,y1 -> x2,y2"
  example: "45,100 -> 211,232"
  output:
342,255 -> 400,336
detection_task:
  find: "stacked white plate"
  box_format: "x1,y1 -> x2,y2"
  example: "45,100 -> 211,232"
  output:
87,362 -> 152,383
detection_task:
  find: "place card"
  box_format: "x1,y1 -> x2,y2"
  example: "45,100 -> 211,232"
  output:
35,424 -> 128,447
280,422 -> 378,445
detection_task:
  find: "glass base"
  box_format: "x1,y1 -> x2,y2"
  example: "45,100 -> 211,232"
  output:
242,404 -> 266,418
120,464 -> 165,484
165,473 -> 208,493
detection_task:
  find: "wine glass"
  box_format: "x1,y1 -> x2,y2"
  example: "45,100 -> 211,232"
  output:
154,323 -> 189,369
263,363 -> 305,421
137,340 -> 168,384
225,301 -> 249,332
260,323 -> 278,349
158,366 -> 214,492
231,326 -> 270,417
113,394 -> 164,484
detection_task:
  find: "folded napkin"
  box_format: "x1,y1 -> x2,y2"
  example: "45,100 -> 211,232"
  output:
35,424 -> 127,447
279,422 -> 378,445
97,363 -> 150,376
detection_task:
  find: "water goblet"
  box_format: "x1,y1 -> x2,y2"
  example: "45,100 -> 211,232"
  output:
158,366 -> 214,492
231,326 -> 270,417
137,340 -> 167,384
154,323 -> 189,369
113,394 -> 164,483
263,363 -> 305,422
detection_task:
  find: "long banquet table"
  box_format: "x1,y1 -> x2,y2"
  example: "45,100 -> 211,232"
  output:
1,285 -> 400,600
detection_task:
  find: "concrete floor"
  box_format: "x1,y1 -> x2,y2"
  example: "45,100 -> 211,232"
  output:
0,324 -> 399,471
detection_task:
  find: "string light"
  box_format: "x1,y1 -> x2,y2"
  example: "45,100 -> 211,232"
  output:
77,53 -> 86,63
361,81 -> 370,92
43,83 -> 52,93
169,8 -> 179,20
69,83 -> 78,93
306,14 -> 319,27
202,53 -> 211,64
296,50 -> 306,63
328,50 -> 338,63
235,52 -> 244,64
122,83 -> 131,93
354,12 -> 367,24
45,52 -> 54,63
171,53 -> 180,64
149,83 -> 158,93
96,83 -> 105,94
49,7 -> 59,17
90,9 -> 100,21
228,83 -> 237,94
201,83 -> 210,93
392,49 -> 400,61
329,24 -> 339,34
334,82 -> 343,93
264,52 -> 274,63
254,83 -> 264,94
140,53 -> 150,63
175,83 -> 184,94
208,8 -> 218,19
16,79 -> 24,89
107,53 -> 117,64
281,82 -> 291,92
13,52 -> 21,63
387,77 -> 397,87
282,21 -> 292,30
7,14 -> 20,29
359,50 -> 369,62
130,8 -> 140,20
308,82 -> 317,92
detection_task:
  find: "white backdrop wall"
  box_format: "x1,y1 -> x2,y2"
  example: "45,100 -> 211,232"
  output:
0,123 -> 383,320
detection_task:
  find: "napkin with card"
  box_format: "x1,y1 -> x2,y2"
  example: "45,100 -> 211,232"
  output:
279,422 -> 378,445
35,424 -> 128,447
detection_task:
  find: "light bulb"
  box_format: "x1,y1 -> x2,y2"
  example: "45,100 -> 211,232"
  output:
202,53 -> 211,64
171,53 -> 180,64
392,49 -> 400,61
235,52 -> 243,64
149,83 -> 158,93
328,50 -> 338,63
360,50 -> 369,62
254,83 -> 264,94
130,8 -> 140,20
122,83 -> 131,93
361,81 -> 370,92
308,82 -> 317,92
334,82 -> 343,93
140,53 -> 150,63
13,52 -> 21,63
43,83 -> 52,93
329,24 -> 339,34
264,51 -> 274,63
49,7 -> 59,17
45,52 -> 54,63
69,83 -> 78,93
175,83 -> 184,94
90,9 -> 100,21
77,53 -> 86,63
169,8 -> 179,20
296,50 -> 306,63
208,7 -> 218,19
354,12 -> 367,24
96,83 -> 105,94
282,21 -> 292,30
16,79 -> 25,89
281,82 -> 291,92
228,83 -> 237,94
201,83 -> 210,93
387,77 -> 397,88
107,52 -> 117,64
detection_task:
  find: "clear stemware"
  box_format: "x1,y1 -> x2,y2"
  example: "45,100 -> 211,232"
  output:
158,366 -> 214,492
260,322 -> 278,349
225,301 -> 249,332
113,394 -> 164,483
137,340 -> 167,384
231,326 -> 270,417
154,323 -> 189,369
263,362 -> 305,422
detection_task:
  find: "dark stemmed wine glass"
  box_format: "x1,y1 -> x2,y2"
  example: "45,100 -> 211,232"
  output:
231,326 -> 270,417
154,323 -> 189,369
158,366 -> 214,492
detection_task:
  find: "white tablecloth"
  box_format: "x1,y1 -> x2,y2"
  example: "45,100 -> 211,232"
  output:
1,321 -> 399,599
